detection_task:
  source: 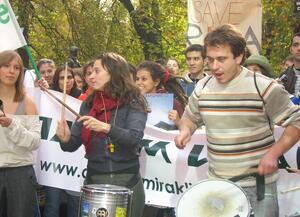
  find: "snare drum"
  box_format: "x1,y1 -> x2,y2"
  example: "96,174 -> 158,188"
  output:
79,184 -> 132,217
176,179 -> 251,217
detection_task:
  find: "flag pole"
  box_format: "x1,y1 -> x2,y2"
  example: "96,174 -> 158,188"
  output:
24,45 -> 41,80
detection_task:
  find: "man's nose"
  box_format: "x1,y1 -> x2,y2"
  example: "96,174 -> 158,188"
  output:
211,60 -> 219,70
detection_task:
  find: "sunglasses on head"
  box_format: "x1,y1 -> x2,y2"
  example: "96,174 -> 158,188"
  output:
38,59 -> 54,65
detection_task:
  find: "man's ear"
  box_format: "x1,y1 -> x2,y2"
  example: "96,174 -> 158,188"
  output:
235,53 -> 244,65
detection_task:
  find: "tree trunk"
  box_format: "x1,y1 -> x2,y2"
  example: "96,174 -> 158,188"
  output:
119,0 -> 164,61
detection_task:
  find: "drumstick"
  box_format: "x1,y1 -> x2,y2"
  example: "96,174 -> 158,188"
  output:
39,85 -> 81,119
286,167 -> 300,174
61,63 -> 68,120
281,185 -> 300,194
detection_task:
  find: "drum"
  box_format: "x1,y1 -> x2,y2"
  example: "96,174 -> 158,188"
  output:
176,179 -> 251,217
79,184 -> 132,217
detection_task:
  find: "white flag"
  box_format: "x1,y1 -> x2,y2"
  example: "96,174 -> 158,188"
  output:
0,0 -> 27,52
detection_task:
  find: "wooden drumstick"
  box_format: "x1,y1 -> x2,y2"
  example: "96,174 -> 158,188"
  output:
61,63 -> 68,120
40,85 -> 81,119
281,185 -> 300,194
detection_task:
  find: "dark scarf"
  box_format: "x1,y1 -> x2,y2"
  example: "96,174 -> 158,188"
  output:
81,91 -> 120,154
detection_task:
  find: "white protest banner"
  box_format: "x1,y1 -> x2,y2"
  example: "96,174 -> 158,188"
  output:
187,0 -> 262,54
28,88 -> 300,216
0,0 -> 27,52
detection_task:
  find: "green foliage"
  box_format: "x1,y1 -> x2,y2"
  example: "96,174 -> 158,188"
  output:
262,0 -> 298,75
12,0 -> 297,75
159,0 -> 187,68
12,0 -> 187,68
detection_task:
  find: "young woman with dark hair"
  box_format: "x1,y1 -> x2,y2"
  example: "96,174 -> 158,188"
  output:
51,65 -> 81,98
56,52 -> 148,217
136,60 -> 188,127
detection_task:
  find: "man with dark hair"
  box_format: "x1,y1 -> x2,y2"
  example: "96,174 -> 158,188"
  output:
180,44 -> 206,96
175,24 -> 300,217
279,32 -> 300,95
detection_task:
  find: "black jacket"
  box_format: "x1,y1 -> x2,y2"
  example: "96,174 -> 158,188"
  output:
60,100 -> 147,174
279,65 -> 296,94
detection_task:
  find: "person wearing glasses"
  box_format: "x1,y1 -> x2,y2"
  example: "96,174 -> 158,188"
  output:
0,50 -> 41,217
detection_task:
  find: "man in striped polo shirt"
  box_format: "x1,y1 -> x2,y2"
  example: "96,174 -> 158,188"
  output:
175,24 -> 300,217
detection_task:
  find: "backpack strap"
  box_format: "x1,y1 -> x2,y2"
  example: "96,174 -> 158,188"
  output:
202,76 -> 213,89
253,72 -> 273,132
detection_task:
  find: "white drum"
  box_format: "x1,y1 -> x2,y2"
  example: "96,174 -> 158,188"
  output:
176,179 -> 251,217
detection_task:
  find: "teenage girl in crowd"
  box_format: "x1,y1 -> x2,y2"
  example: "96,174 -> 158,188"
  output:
56,53 -> 148,217
136,61 -> 188,127
37,58 -> 56,88
0,50 -> 41,217
51,66 -> 81,98
136,61 -> 187,217
166,58 -> 181,76
78,61 -> 94,101
43,65 -> 81,217
73,68 -> 87,91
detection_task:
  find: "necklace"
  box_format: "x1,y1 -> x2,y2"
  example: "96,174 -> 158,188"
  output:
100,92 -> 118,153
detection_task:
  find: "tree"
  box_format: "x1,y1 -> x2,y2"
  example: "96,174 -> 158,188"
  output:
262,0 -> 298,75
12,0 -> 297,75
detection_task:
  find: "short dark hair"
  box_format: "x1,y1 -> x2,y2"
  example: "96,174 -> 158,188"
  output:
204,24 -> 246,59
184,44 -> 205,59
291,32 -> 300,46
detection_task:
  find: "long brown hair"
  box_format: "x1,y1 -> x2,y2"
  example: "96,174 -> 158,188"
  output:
0,50 -> 25,102
86,53 -> 148,112
51,65 -> 78,94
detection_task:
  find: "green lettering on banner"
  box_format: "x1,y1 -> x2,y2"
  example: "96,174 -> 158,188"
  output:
140,139 -> 171,163
188,144 -> 208,167
39,116 -> 52,140
0,3 -> 10,24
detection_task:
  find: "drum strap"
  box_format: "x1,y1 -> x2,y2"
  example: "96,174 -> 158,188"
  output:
230,173 -> 265,201
256,174 -> 265,201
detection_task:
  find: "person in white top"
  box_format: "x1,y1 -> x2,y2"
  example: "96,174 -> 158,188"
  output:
0,50 -> 41,217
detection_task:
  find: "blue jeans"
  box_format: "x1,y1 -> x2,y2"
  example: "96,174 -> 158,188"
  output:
43,186 -> 79,217
243,182 -> 279,217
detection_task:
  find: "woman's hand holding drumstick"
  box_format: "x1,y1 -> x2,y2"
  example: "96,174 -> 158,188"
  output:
56,119 -> 71,143
77,116 -> 111,133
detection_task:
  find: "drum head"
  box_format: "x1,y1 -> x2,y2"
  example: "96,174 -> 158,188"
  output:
176,179 -> 250,217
